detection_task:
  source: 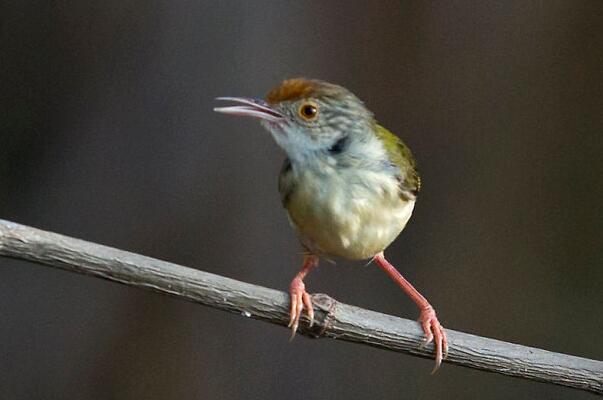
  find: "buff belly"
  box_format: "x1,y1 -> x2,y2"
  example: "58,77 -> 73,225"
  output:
286,168 -> 415,260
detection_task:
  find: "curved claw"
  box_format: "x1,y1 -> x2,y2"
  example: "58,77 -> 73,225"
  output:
288,277 -> 314,340
417,306 -> 448,374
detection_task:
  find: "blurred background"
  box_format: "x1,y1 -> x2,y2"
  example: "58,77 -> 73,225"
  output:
1,1 -> 602,398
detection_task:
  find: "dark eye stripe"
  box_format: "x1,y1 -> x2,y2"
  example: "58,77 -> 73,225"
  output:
328,135 -> 348,154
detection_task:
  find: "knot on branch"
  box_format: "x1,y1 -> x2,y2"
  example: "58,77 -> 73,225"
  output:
302,293 -> 338,338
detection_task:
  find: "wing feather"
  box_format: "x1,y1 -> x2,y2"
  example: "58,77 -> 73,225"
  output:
374,124 -> 421,199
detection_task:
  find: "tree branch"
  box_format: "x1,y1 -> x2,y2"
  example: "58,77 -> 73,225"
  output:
0,219 -> 601,394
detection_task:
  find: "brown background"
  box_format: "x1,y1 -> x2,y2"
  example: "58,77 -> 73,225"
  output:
1,1 -> 602,399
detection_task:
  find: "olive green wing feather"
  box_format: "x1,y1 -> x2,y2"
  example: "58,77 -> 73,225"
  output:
374,124 -> 421,198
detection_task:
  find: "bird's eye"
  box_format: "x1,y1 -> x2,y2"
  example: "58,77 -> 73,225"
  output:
298,102 -> 318,121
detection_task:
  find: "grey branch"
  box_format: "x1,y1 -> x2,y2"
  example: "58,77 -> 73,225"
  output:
0,220 -> 601,395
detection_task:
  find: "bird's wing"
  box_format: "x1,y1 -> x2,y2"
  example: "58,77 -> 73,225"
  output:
374,124 -> 421,199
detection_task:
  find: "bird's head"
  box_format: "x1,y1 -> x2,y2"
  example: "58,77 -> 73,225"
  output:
214,78 -> 375,164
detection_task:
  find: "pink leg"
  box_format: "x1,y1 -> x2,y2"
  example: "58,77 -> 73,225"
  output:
288,254 -> 318,339
373,252 -> 448,373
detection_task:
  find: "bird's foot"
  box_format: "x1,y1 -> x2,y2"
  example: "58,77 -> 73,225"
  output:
288,277 -> 314,339
418,305 -> 448,374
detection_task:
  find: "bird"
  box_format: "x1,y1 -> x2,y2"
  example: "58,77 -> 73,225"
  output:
214,78 -> 448,371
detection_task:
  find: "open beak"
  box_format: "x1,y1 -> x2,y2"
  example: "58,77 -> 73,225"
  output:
214,97 -> 284,122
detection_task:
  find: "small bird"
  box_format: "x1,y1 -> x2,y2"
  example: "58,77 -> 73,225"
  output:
214,78 -> 448,371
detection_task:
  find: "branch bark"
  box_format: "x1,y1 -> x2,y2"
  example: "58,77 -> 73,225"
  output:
0,219 -> 601,394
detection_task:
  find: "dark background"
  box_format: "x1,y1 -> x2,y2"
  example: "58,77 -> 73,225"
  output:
2,1 -> 602,399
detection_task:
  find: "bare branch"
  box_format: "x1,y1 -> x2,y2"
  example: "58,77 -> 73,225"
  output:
0,219 -> 601,394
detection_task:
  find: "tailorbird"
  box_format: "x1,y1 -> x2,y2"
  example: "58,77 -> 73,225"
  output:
214,78 -> 447,371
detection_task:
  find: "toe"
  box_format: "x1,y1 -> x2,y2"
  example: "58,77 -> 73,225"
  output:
288,293 -> 298,328
421,319 -> 434,345
418,307 -> 448,372
290,295 -> 304,336
302,292 -> 314,327
431,326 -> 443,374
442,328 -> 449,359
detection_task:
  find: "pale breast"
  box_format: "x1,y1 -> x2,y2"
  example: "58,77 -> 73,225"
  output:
286,167 -> 415,260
